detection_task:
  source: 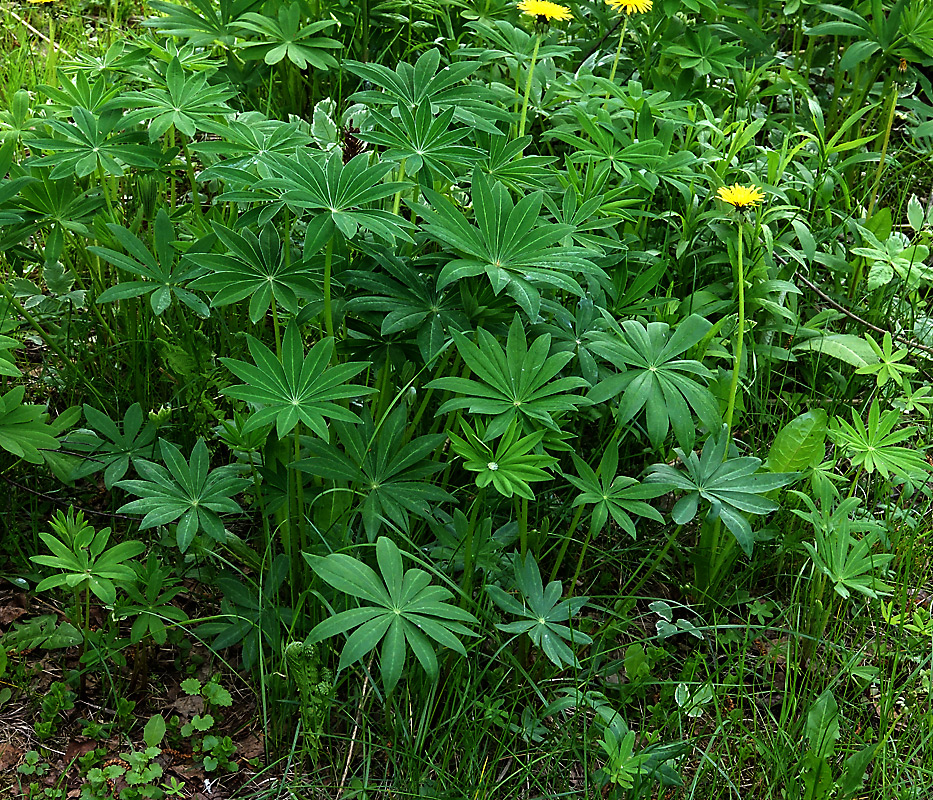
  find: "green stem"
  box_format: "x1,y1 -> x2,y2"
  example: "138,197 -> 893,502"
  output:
461,488 -> 484,605
518,496 -> 529,558
97,166 -> 117,222
293,425 -> 306,586
168,127 -> 177,209
549,505 -> 585,584
391,160 -> 407,217
724,218 -> 745,435
45,14 -> 56,86
518,34 -> 541,139
607,15 -> 629,91
323,238 -> 335,340
270,296 -> 282,358
866,79 -> 899,220
180,137 -> 203,221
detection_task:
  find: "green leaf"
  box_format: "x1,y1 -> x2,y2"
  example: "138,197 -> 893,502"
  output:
838,743 -> 878,798
793,334 -> 880,369
647,428 -> 797,556
294,405 -> 449,541
428,315 -> 590,439
307,537 -> 478,693
116,439 -> 249,552
449,418 -> 558,500
805,690 -> 840,759
588,314 -> 719,451
0,385 -> 61,464
487,554 -> 591,668
907,195 -> 925,232
767,410 -> 828,473
221,321 -> 375,439
143,715 -> 166,748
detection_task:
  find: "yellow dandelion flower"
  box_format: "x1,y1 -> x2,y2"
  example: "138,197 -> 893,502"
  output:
607,0 -> 653,13
716,184 -> 765,209
518,0 -> 573,22
27,0 -> 58,4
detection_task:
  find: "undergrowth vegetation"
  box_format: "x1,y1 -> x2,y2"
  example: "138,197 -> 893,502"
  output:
1,0 -> 933,796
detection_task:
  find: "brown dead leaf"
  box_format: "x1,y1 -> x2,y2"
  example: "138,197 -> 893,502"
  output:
65,739 -> 97,764
172,693 -> 204,719
0,742 -> 21,771
0,604 -> 27,626
236,733 -> 263,760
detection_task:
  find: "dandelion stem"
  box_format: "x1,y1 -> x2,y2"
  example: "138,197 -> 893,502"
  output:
608,15 -> 629,89
724,218 -> 745,436
518,34 -> 541,139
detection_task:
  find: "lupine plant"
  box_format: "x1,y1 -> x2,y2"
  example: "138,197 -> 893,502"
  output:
3,0 -> 933,796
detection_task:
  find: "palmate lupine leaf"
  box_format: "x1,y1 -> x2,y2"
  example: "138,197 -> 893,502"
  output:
449,418 -> 558,500
566,443 -> 667,539
428,315 -> 590,439
358,104 -> 482,185
92,209 -> 211,317
793,491 -> 894,600
145,0 -> 263,48
116,439 -> 250,553
220,320 -> 375,438
187,221 -> 322,321
345,48 -> 510,136
829,400 -> 932,480
248,150 -> 412,243
31,508 -> 144,605
487,553 -> 591,669
29,107 -> 160,179
344,243 -> 468,364
306,536 -> 478,693
234,3 -> 341,69
293,405 -> 450,540
0,385 -> 61,464
646,428 -> 797,556
120,57 -> 236,141
66,403 -> 159,488
193,116 -> 313,169
418,170 -> 604,320
588,314 -> 720,451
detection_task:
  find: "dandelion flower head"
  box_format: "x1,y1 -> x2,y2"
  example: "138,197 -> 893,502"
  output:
518,0 -> 574,22
607,0 -> 653,13
716,184 -> 765,209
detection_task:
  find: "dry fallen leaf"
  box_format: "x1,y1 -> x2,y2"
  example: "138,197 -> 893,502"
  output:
65,738 -> 97,764
0,742 -> 21,771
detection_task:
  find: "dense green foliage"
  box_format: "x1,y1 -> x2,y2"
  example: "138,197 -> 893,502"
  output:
2,0 -> 933,796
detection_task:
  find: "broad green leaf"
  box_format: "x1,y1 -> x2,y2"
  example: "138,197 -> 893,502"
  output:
767,410 -> 828,473
793,334 -> 879,369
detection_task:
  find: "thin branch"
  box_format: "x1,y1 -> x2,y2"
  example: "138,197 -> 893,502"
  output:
795,271 -> 933,358
5,6 -> 72,57
0,475 -> 134,520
